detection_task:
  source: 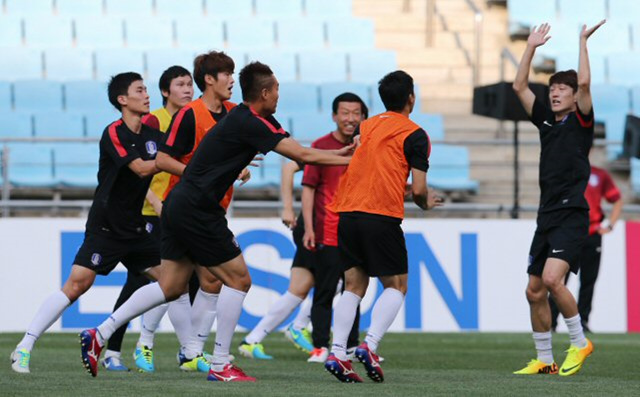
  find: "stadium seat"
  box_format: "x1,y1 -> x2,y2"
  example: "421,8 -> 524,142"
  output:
349,50 -> 397,84
64,80 -> 111,113
174,18 -> 224,50
608,53 -> 640,86
53,143 -> 99,187
599,112 -> 627,160
306,0 -> 352,17
289,112 -> 336,143
56,0 -> 104,16
74,16 -> 125,48
44,49 -> 94,81
554,53 -> 606,84
125,16 -> 174,49
7,143 -> 55,187
155,0 -> 204,16
0,112 -> 33,138
609,0 -> 640,24
85,111 -> 120,138
104,0 -> 153,15
327,18 -> 375,49
557,0 -> 606,26
255,0 -> 303,16
631,86 -> 640,116
0,82 -> 11,112
14,80 -> 63,112
631,157 -> 640,197
370,83 -> 422,115
319,82 -> 370,113
591,84 -> 630,114
226,18 -> 276,49
0,16 -> 24,47
276,18 -> 325,49
277,83 -> 319,113
146,49 -> 195,82
23,16 -> 73,48
0,48 -> 43,80
4,0 -> 54,16
253,152 -> 284,187
95,48 -> 145,81
246,50 -> 297,82
298,51 -> 347,83
411,113 -> 445,142
428,144 -> 479,193
206,0 -> 254,17
33,112 -> 85,138
508,0 -> 556,37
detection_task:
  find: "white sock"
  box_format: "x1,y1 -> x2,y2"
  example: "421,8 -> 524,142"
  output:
533,331 -> 554,364
17,290 -> 71,351
96,283 -> 166,346
245,291 -> 302,344
138,302 -> 168,349
564,314 -> 588,348
104,349 -> 121,359
292,296 -> 312,331
167,293 -> 195,357
364,288 -> 404,353
330,291 -> 361,361
211,286 -> 247,371
185,289 -> 219,355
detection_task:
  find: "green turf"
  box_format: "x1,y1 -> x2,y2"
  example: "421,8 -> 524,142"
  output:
1,332 -> 639,396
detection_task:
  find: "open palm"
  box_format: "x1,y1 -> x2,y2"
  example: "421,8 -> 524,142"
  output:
528,23 -> 551,47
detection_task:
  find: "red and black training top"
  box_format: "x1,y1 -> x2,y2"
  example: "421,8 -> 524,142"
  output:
586,166 -> 621,235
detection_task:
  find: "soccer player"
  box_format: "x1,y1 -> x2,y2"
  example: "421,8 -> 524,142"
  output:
549,161 -> 623,332
101,66 -> 195,373
78,61 -> 352,382
511,21 -> 604,376
324,70 -> 441,383
238,93 -> 368,361
11,72 -> 163,374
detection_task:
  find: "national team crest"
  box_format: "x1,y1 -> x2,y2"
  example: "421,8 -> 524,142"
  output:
145,141 -> 158,155
146,222 -> 153,234
91,253 -> 102,266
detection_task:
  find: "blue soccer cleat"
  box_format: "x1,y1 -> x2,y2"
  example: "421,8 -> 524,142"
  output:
79,328 -> 103,377
101,355 -> 129,372
134,345 -> 154,373
285,324 -> 313,353
238,341 -> 273,360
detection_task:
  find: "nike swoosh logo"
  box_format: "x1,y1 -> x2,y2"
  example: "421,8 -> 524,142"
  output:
197,334 -> 208,338
552,249 -> 564,253
543,121 -> 552,126
561,363 -> 580,373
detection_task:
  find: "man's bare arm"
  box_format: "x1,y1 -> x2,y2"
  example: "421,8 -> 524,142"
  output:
513,24 -> 551,117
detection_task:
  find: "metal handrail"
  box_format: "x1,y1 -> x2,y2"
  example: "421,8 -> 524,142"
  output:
464,0 -> 483,86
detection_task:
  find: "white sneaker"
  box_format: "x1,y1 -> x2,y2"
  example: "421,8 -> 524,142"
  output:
10,348 -> 30,373
307,347 -> 329,363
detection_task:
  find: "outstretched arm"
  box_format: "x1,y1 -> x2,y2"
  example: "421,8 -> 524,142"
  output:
281,161 -> 301,229
577,19 -> 606,115
513,23 -> 551,117
274,137 -> 350,166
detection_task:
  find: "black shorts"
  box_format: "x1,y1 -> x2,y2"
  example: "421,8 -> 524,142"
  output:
161,189 -> 241,266
528,209 -> 588,276
338,212 -> 408,277
143,215 -> 161,242
74,232 -> 160,276
291,214 -> 316,271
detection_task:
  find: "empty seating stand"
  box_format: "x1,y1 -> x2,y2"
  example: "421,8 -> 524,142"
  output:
428,144 -> 479,194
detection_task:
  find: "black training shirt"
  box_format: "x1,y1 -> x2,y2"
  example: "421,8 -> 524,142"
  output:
529,99 -> 594,213
86,119 -> 163,239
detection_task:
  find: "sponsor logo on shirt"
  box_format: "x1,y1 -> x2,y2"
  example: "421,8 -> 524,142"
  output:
145,141 -> 158,156
91,253 -> 102,266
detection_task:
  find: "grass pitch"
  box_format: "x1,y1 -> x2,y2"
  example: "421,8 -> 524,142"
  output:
1,332 -> 639,396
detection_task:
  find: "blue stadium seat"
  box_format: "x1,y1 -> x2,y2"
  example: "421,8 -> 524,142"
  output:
591,84 -> 630,114
146,49 -> 195,82
608,53 -> 640,86
0,82 -> 11,112
327,18 -> 374,49
255,0 -> 303,16
64,80 -> 111,112
557,0 -> 606,26
0,112 -> 33,138
554,53 -> 606,84
599,112 -> 626,160
206,0 -> 253,17
246,50 -> 297,82
53,142 -> 99,187
631,86 -> 640,116
508,0 -> 556,37
631,157 -> 640,197
0,16 -> 24,47
44,49 -> 94,81
33,112 -> 85,138
4,0 -> 54,16
411,113 -> 445,142
56,0 -> 104,16
7,143 -> 55,187
252,152 -> 285,187
14,80 -> 63,112
319,82 -> 370,113
290,112 -> 336,143
609,0 -> 640,23
277,83 -> 319,113
428,144 -> 478,193
306,0 -> 352,17
276,18 -> 325,49
0,48 -> 43,80
226,18 -> 275,49
174,18 -> 224,50
155,0 -> 203,16
23,16 -> 73,47
298,51 -> 347,83
95,48 -> 145,81
125,16 -> 174,49
349,50 -> 397,84
105,0 -> 153,15
74,16 -> 125,48
85,111 -> 120,138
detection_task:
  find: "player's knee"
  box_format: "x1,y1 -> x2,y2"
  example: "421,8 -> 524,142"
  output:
541,274 -> 562,292
200,277 -> 222,294
225,272 -> 251,293
62,279 -> 92,301
525,286 -> 545,303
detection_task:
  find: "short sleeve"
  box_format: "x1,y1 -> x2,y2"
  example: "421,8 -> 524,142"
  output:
160,108 -> 196,157
142,113 -> 160,130
244,113 -> 290,154
529,99 -> 551,129
102,123 -> 139,168
403,129 -> 430,172
601,171 -> 621,203
576,104 -> 594,128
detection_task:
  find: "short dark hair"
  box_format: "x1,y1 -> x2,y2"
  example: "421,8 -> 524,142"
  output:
159,65 -> 191,106
378,70 -> 414,112
193,51 -> 235,92
108,72 -> 143,111
549,69 -> 578,93
332,92 -> 367,116
239,61 -> 275,102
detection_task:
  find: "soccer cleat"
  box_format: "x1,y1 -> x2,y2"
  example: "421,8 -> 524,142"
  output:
347,346 -> 385,362
101,356 -> 129,372
178,353 -> 210,373
285,324 -> 313,353
355,342 -> 384,382
324,353 -> 363,383
207,364 -> 256,382
80,328 -> 103,377
134,345 -> 155,373
10,348 -> 31,374
559,338 -> 594,376
513,359 -> 559,375
238,341 -> 273,360
307,347 -> 329,363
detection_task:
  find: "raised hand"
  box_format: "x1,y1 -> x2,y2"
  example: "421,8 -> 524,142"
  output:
528,23 -> 551,48
581,19 -> 606,40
